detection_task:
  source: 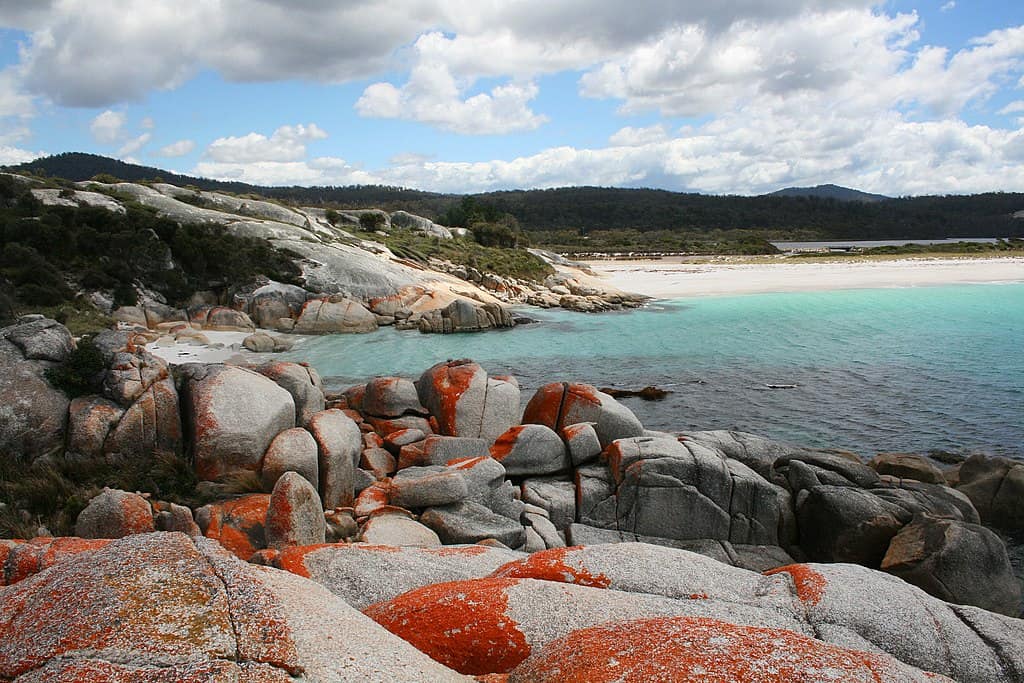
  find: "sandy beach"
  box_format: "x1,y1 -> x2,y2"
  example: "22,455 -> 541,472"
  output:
586,256 -> 1024,299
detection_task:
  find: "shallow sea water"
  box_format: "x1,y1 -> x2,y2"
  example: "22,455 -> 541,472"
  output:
285,283 -> 1024,459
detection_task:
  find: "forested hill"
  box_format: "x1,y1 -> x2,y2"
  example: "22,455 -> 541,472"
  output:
8,152 -> 1024,240
768,184 -> 890,202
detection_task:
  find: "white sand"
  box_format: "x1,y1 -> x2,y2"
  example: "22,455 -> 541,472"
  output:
585,256 -> 1024,299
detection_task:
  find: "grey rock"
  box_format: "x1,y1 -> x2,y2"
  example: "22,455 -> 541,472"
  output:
363,376 -> 427,417
260,427 -> 320,492
882,513 -> 1022,616
75,488 -> 154,539
293,296 -> 378,334
561,422 -> 602,467
421,500 -> 527,547
416,299 -> 515,334
870,452 -> 947,484
957,453 -> 1024,533
255,361 -> 325,426
180,364 -> 295,482
265,471 -> 327,549
307,409 -> 362,508
359,509 -> 442,547
490,424 -> 570,477
797,485 -> 911,566
521,477 -> 576,530
390,465 -> 470,509
2,318 -> 74,362
522,382 -> 644,448
279,543 -> 523,609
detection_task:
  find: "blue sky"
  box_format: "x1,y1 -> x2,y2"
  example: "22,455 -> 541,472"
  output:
1,1 -> 1023,195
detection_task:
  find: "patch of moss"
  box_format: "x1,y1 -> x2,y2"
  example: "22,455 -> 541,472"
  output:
383,232 -> 554,282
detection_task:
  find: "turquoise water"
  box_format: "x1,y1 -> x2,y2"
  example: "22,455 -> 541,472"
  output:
285,283 -> 1024,459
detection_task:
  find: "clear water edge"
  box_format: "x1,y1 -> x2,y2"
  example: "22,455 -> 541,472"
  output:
283,282 -> 1024,460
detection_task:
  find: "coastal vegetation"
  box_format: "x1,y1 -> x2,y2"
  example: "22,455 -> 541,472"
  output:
10,153 -> 1024,245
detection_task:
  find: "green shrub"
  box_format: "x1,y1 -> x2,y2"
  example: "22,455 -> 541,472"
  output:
44,337 -> 106,398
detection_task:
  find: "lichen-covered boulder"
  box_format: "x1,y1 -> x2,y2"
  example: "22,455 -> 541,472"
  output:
293,296 -> 378,334
195,494 -> 271,560
279,543 -> 524,610
363,376 -> 428,417
522,382 -> 643,448
416,360 -> 518,442
509,616 -> 945,683
0,532 -> 468,681
882,514 -> 1022,616
181,364 -> 295,482
260,427 -> 320,492
397,435 -> 490,469
490,424 -> 570,477
265,472 -> 326,549
766,562 -> 1024,681
74,488 -> 155,539
256,362 -> 325,426
191,305 -> 255,331
0,537 -> 112,587
102,376 -> 182,462
363,576 -> 806,676
307,409 -> 363,508
561,422 -> 602,467
66,395 -> 123,460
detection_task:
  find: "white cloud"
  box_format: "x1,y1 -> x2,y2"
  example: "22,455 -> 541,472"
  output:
5,0 -> 874,108
357,56 -> 547,134
117,132 -> 151,156
89,110 -> 125,144
0,145 -> 42,165
140,116 -> 155,129
193,156 -> 380,187
940,1 -> 956,12
609,124 -> 670,146
157,139 -> 195,157
204,124 -> 328,164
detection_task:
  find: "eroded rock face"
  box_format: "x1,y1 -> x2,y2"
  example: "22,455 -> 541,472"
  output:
490,424 -> 570,478
870,452 -> 947,484
363,376 -> 427,418
797,485 -> 911,566
181,364 -> 295,482
195,494 -> 271,560
0,532 -> 467,681
522,382 -> 644,448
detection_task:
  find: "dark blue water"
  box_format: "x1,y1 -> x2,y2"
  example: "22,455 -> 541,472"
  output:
286,283 -> 1024,459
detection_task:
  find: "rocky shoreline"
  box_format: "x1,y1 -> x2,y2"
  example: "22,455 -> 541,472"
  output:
2,315 -> 1023,681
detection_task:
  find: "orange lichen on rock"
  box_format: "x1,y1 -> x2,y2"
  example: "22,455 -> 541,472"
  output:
765,564 -> 828,606
273,544 -> 335,578
491,547 -> 611,589
201,494 -> 271,560
490,426 -> 526,461
448,456 -> 488,469
521,383 -> 566,431
1,537 -> 112,586
354,480 -> 392,518
509,616 -> 931,682
432,360 -> 481,436
363,577 -> 531,675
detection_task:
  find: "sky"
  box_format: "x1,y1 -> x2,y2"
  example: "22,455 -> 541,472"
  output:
1,1 -> 1023,196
